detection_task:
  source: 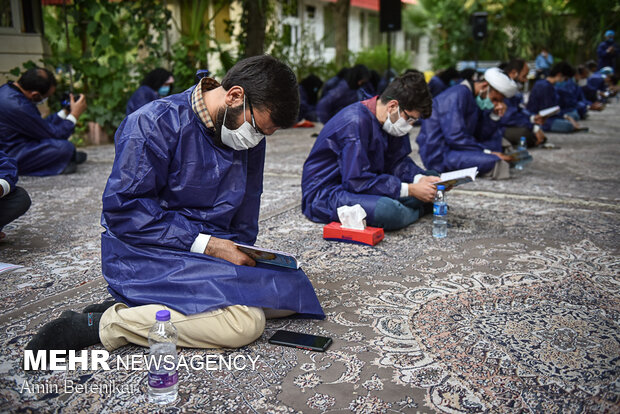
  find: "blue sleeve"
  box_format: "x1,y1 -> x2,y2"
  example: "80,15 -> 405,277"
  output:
385,136 -> 425,182
5,103 -> 74,140
0,150 -> 18,190
228,140 -> 265,245
102,117 -> 204,251
337,122 -> 402,199
440,91 -> 485,152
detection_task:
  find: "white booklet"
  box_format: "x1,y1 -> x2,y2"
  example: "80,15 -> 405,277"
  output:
539,105 -> 560,117
0,262 -> 24,275
433,167 -> 478,188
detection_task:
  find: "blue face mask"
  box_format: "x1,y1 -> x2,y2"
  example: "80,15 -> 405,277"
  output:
158,85 -> 171,96
476,88 -> 494,111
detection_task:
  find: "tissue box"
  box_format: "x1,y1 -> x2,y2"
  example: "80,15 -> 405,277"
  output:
322,222 -> 384,246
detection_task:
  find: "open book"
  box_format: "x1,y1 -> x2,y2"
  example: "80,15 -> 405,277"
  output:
539,105 -> 560,117
432,167 -> 478,188
234,243 -> 300,269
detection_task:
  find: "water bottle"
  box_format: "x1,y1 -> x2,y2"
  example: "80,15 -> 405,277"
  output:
432,185 -> 447,238
514,136 -> 527,170
147,310 -> 178,404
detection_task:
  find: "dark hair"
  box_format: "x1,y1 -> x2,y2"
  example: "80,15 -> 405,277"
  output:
143,68 -> 173,90
345,64 -> 370,89
222,55 -> 299,128
379,72 -> 432,118
18,67 -> 56,94
438,67 -> 460,84
549,61 -> 574,77
336,67 -> 350,79
404,68 -> 423,76
586,60 -> 598,72
576,64 -> 589,77
459,68 -> 478,82
300,74 -> 323,106
502,59 -> 526,75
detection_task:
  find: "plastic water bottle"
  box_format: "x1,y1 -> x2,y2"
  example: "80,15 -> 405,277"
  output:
514,136 -> 527,170
432,185 -> 447,238
147,310 -> 178,404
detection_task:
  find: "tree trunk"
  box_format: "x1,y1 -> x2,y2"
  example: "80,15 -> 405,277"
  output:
334,0 -> 350,68
243,0 -> 266,57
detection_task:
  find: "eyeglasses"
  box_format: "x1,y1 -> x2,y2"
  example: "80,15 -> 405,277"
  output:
400,109 -> 419,125
246,97 -> 265,135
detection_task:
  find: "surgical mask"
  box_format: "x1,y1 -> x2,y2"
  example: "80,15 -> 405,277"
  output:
220,96 -> 265,150
578,79 -> 588,87
476,88 -> 494,111
158,85 -> 171,96
35,96 -> 48,106
382,106 -> 414,136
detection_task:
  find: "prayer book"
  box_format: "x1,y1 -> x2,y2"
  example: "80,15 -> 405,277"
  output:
234,244 -> 300,269
0,262 -> 23,274
433,167 -> 478,188
538,105 -> 560,117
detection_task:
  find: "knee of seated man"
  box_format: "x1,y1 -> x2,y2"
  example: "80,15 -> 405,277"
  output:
14,187 -> 32,213
221,306 -> 266,348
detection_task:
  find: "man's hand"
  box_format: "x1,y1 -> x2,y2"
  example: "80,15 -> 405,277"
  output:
590,101 -> 604,111
534,129 -> 546,145
70,93 -> 87,119
491,151 -> 513,162
408,177 -> 439,202
533,114 -> 545,125
493,102 -> 507,118
204,236 -> 256,267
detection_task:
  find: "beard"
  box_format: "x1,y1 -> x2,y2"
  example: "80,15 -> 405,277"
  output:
213,103 -> 244,147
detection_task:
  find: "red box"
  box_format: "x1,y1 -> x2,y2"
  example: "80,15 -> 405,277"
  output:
322,222 -> 384,246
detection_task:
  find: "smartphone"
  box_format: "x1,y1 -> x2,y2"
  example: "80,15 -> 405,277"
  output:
268,330 -> 332,352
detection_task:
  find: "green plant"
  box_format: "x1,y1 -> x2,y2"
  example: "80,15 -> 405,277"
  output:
40,0 -> 171,136
354,46 -> 411,75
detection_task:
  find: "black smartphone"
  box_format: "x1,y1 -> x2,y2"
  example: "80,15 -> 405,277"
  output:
268,330 -> 332,352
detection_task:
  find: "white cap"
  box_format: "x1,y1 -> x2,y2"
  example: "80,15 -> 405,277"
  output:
484,67 -> 518,98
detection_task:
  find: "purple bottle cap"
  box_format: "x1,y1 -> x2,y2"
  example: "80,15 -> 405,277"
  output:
156,310 -> 171,321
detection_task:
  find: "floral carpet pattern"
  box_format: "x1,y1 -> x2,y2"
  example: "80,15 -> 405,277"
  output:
0,105 -> 618,413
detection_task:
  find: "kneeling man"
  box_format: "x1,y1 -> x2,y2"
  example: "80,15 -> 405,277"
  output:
26,56 -> 324,354
302,72 -> 439,231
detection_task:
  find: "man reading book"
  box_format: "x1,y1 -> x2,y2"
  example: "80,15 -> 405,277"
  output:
416,67 -> 518,179
26,56 -> 324,355
302,72 -> 440,231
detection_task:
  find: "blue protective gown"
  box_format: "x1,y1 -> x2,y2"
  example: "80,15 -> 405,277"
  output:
316,79 -> 364,124
0,150 -> 18,190
416,84 -> 503,174
0,83 -> 75,176
587,73 -> 607,93
301,98 -> 426,224
556,80 -> 590,118
428,76 -> 448,97
126,85 -> 160,115
526,79 -> 563,131
597,39 -> 619,70
321,75 -> 342,99
501,93 -> 533,129
102,87 -> 324,318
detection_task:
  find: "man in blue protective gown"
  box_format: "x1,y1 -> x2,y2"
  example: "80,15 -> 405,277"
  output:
302,72 -> 440,231
500,59 -> 547,148
316,64 -> 370,124
0,67 -> 88,176
0,150 -> 31,240
416,68 -> 517,178
527,62 -> 585,133
125,68 -> 174,115
26,56 -> 324,354
597,30 -> 619,71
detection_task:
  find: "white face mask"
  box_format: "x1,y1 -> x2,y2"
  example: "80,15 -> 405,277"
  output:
36,96 -> 48,106
220,96 -> 265,150
382,106 -> 414,136
578,78 -> 588,87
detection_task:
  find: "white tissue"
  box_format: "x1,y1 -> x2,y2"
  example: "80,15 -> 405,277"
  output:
337,204 -> 367,230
